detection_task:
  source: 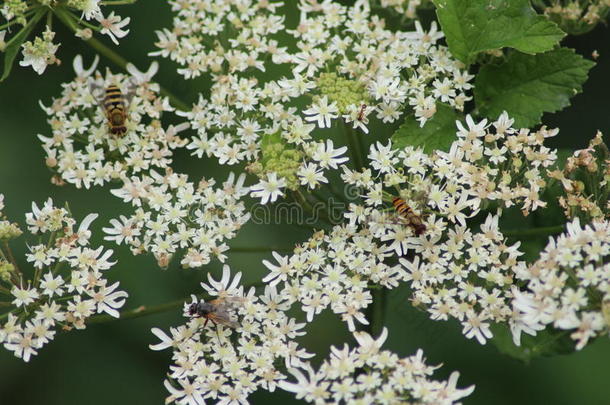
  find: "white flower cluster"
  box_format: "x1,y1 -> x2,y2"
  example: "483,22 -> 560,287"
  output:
150,266 -> 312,405
105,171 -> 251,269
549,131 -> 610,221
281,328 -> 474,404
38,56 -> 187,189
154,0 -> 472,201
513,218 -> 610,350
150,0 -> 287,78
19,26 -> 61,75
342,112 -> 559,344
0,197 -> 128,362
539,0 -> 610,34
1,0 -> 130,75
263,226 -> 404,332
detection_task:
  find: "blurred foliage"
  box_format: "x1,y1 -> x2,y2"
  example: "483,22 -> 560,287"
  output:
0,1 -> 609,404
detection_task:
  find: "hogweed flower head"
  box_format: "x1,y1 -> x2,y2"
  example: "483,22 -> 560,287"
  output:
280,327 -> 474,404
513,218 -> 610,350
341,112 -> 560,344
161,0 -> 472,203
0,196 -> 128,362
262,224 -> 403,332
538,0 -> 610,35
104,171 -> 251,269
550,131 -> 610,221
39,55 -> 186,189
150,265 -> 312,404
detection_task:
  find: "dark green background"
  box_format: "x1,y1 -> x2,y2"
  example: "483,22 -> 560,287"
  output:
1,2 -> 609,404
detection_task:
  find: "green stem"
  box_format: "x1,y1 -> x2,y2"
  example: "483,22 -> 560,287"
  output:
87,298 -> 186,324
366,288 -> 386,337
54,7 -> 190,112
342,119 -> 365,172
324,183 -> 348,204
295,190 -> 333,226
76,18 -> 102,32
294,189 -> 314,214
45,8 -> 52,30
100,0 -> 138,5
503,225 -> 565,238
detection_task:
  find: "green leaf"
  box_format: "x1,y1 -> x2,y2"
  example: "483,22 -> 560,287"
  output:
432,0 -> 565,65
490,324 -> 575,363
474,48 -> 595,128
391,103 -> 460,153
1,9 -> 46,82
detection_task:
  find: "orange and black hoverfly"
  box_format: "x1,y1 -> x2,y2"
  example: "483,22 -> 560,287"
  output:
392,197 -> 427,236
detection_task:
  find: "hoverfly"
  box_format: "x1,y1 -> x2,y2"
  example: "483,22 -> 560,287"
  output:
90,80 -> 135,136
187,296 -> 243,329
392,197 -> 427,236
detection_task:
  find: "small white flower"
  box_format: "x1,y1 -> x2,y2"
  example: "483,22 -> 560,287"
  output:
250,173 -> 287,204
312,140 -> 349,169
96,11 -> 130,45
11,285 -> 40,307
297,163 -> 328,189
303,96 -> 339,128
19,28 -> 60,75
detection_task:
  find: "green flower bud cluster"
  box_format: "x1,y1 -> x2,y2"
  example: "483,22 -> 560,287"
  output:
47,208 -> 69,232
66,0 -> 91,12
317,72 -> 370,114
0,220 -> 22,240
4,0 -> 28,25
251,137 -> 303,191
0,259 -> 15,282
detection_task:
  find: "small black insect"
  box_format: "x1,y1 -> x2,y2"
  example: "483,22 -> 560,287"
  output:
188,297 -> 241,329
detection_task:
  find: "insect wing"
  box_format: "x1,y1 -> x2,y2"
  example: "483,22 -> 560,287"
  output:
88,80 -> 106,110
209,296 -> 245,311
123,80 -> 137,106
208,309 -> 240,329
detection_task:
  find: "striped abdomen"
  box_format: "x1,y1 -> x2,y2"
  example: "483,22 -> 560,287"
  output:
103,85 -> 127,136
392,197 -> 426,236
